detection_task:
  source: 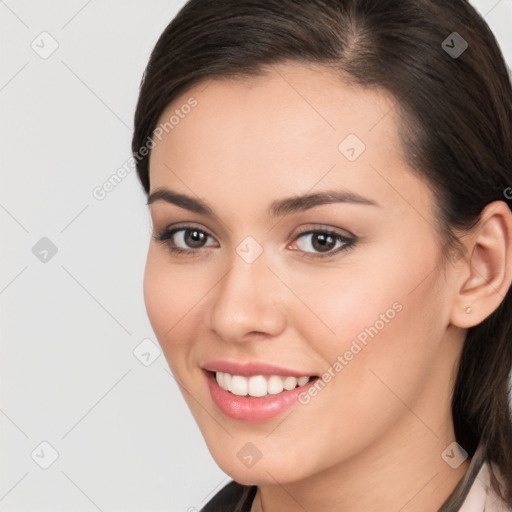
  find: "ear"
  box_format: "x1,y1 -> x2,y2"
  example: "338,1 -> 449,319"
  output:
450,201 -> 512,328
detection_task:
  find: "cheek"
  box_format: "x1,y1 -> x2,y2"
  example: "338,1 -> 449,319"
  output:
304,238 -> 446,412
142,248 -> 199,367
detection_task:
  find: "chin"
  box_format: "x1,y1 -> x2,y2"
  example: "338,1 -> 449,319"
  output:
212,451 -> 312,486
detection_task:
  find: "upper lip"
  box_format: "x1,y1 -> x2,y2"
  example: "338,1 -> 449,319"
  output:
201,360 -> 318,377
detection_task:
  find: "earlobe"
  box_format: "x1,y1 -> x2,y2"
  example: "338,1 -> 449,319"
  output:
450,201 -> 512,328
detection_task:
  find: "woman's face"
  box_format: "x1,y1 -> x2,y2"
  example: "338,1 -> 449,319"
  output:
144,62 -> 465,485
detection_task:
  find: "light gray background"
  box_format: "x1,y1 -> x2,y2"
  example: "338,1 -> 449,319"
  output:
1,1 -> 511,511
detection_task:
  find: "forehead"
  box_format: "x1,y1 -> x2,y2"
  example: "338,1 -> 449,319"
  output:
151,62 -> 400,151
147,61 -> 428,219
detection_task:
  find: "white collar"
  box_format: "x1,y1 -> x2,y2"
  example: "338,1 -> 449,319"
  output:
459,461 -> 510,512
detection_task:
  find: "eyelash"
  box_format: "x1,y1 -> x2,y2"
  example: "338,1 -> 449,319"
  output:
153,223 -> 356,260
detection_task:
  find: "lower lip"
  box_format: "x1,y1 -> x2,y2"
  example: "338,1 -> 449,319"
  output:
204,370 -> 318,423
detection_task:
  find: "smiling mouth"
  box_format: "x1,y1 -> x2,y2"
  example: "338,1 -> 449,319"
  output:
206,370 -> 319,398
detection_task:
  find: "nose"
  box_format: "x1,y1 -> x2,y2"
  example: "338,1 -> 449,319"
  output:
208,247 -> 287,343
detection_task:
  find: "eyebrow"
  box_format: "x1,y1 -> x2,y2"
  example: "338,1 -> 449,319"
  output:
147,187 -> 379,218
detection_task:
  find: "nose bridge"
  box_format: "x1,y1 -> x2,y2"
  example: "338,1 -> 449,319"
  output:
208,238 -> 286,342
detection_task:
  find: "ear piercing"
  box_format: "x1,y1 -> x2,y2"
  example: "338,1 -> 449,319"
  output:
466,306 -> 472,313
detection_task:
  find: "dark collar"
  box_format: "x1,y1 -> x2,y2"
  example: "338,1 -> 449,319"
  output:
437,442 -> 486,511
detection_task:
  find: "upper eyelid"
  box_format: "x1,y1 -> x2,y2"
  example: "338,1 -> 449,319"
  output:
156,222 -> 354,239
163,223 -> 217,241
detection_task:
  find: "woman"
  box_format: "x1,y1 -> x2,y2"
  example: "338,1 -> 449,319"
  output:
131,0 -> 512,510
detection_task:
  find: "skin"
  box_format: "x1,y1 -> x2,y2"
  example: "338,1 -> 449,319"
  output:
143,61 -> 512,512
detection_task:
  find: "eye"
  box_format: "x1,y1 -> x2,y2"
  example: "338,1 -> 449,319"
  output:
289,227 -> 356,259
153,223 -> 356,259
153,224 -> 217,256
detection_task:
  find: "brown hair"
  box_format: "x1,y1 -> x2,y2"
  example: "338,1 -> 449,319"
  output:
132,0 -> 512,506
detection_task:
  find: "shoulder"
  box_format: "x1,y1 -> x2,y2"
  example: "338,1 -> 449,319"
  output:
459,461 -> 512,512
200,480 -> 258,512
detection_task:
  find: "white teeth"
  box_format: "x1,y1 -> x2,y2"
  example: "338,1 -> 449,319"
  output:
221,372 -> 231,390
230,375 -> 248,396
283,376 -> 298,390
267,375 -> 284,394
248,375 -> 267,397
214,372 -> 312,397
297,376 -> 310,386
